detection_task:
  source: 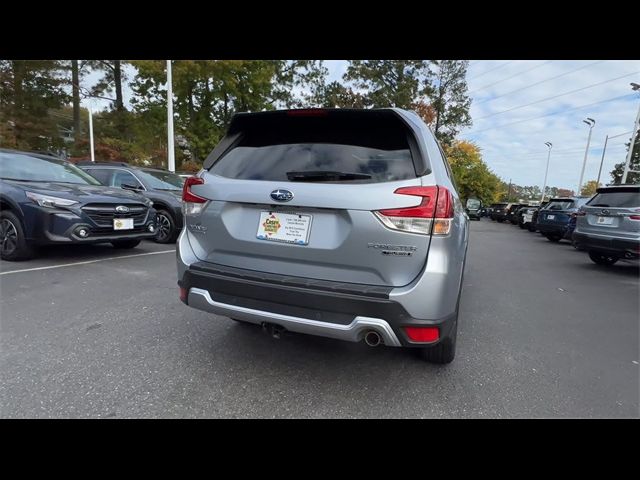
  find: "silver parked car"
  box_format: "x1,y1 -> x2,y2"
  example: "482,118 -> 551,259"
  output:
176,108 -> 469,363
573,185 -> 640,265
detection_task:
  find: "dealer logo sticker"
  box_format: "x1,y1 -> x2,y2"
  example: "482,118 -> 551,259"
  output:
262,214 -> 281,237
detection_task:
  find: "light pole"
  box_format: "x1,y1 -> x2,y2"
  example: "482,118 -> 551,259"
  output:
621,82 -> 640,184
578,117 -> 595,195
167,60 -> 176,173
88,107 -> 95,163
596,135 -> 608,187
541,142 -> 552,204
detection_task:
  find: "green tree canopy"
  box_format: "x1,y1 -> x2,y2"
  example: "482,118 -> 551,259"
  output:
0,60 -> 69,151
443,140 -> 502,204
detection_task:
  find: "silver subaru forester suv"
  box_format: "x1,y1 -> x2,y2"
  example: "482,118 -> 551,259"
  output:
176,108 -> 469,363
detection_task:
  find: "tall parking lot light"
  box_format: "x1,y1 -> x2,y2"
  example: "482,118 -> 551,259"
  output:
167,60 -> 175,173
578,118 -> 595,195
621,82 -> 640,184
541,142 -> 552,203
88,107 -> 95,163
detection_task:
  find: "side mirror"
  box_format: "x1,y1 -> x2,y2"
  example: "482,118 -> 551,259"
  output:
122,183 -> 142,191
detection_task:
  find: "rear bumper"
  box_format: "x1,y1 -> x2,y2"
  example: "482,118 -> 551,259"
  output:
537,223 -> 568,236
178,260 -> 457,348
573,231 -> 640,259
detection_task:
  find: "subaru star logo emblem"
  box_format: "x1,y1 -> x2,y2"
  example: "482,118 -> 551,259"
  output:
115,205 -> 130,213
270,189 -> 294,202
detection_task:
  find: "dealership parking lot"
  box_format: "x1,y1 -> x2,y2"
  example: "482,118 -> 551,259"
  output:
1,220 -> 638,418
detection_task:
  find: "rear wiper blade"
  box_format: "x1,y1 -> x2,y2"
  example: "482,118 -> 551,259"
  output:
286,170 -> 372,182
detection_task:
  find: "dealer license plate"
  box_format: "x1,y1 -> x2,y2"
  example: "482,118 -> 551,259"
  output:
256,211 -> 312,245
113,218 -> 134,230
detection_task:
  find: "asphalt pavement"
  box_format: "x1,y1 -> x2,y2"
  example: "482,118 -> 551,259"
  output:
1,221 -> 638,418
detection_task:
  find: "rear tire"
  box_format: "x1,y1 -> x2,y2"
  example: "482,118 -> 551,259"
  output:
545,234 -> 562,242
588,250 -> 619,265
0,210 -> 35,261
111,239 -> 141,249
528,224 -> 536,232
518,222 -> 525,229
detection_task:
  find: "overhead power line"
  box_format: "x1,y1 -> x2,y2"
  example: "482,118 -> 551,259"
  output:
475,71 -> 639,121
468,61 -> 552,94
467,61 -> 516,81
462,92 -> 637,135
474,60 -> 605,105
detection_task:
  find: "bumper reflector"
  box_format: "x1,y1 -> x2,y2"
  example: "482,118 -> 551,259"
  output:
179,287 -> 188,303
404,326 -> 439,343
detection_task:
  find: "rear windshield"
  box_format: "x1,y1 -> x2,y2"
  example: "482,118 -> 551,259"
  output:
210,119 -> 415,184
588,191 -> 640,208
466,199 -> 481,208
546,200 -> 574,210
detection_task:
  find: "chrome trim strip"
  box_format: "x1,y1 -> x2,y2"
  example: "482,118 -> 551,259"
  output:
188,287 -> 402,347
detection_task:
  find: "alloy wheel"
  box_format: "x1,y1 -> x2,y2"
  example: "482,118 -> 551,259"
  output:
156,213 -> 172,242
0,219 -> 18,256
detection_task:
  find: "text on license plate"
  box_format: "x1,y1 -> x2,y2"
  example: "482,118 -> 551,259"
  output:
547,214 -> 555,220
257,211 -> 312,245
597,216 -> 614,225
113,218 -> 134,230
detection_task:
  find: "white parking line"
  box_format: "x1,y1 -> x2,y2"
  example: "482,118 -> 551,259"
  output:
0,250 -> 175,276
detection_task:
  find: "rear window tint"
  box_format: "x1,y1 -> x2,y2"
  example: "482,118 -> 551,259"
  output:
210,117 -> 415,184
546,200 -> 574,210
212,143 -> 414,183
588,191 -> 640,208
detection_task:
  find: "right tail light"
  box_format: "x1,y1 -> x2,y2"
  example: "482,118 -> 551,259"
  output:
374,185 -> 454,235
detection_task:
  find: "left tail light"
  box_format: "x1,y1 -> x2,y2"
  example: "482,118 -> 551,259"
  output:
182,176 -> 206,215
374,186 -> 454,235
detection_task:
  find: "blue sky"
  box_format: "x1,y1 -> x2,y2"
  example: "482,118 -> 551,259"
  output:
324,60 -> 640,191
86,60 -> 640,190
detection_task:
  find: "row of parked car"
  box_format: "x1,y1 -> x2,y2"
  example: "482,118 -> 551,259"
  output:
0,148 -> 189,261
479,187 -> 640,266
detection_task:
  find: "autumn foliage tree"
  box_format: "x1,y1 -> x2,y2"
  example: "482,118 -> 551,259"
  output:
580,180 -> 600,197
442,140 -> 502,204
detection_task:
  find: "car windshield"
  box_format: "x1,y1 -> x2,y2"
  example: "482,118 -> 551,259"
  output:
0,152 -> 101,185
138,169 -> 185,190
466,199 -> 481,209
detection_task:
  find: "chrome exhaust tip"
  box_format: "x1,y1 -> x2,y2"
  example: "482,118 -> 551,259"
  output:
364,330 -> 382,347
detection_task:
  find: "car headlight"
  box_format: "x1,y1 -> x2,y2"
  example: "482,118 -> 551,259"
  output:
25,191 -> 79,208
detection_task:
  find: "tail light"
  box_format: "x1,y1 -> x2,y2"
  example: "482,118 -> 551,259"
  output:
374,186 -> 454,235
182,176 -> 206,215
630,209 -> 640,220
404,326 -> 439,343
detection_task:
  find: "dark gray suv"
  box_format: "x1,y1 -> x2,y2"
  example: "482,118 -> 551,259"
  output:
176,108 -> 469,363
79,162 -> 184,243
573,185 -> 640,265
